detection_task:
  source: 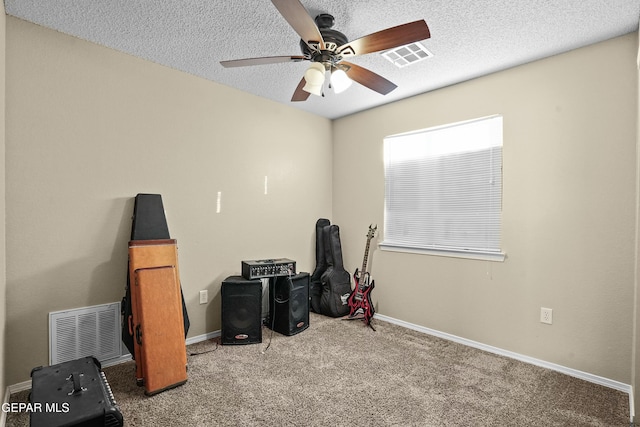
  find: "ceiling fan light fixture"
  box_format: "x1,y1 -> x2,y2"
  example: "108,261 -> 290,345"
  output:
302,81 -> 324,96
330,68 -> 352,94
302,62 -> 326,96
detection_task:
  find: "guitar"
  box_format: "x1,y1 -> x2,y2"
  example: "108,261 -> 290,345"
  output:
347,225 -> 377,329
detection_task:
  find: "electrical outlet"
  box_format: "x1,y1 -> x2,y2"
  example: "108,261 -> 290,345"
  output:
540,307 -> 553,324
199,290 -> 208,304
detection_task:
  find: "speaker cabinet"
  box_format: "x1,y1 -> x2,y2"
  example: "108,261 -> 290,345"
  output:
221,276 -> 262,345
268,272 -> 310,336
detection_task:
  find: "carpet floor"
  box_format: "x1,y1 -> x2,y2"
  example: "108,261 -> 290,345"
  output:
6,313 -> 631,426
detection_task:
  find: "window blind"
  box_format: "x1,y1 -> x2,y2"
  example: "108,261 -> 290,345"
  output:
383,115 -> 503,257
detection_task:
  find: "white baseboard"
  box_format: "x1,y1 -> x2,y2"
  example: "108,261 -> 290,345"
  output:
7,379 -> 31,395
1,386 -> 9,427
186,330 -> 220,346
374,313 -> 634,421
630,387 -> 635,425
102,354 -> 132,368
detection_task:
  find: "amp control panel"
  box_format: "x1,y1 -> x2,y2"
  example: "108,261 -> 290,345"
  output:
241,258 -> 296,280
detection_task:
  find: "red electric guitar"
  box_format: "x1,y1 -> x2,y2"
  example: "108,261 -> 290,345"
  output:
347,225 -> 377,329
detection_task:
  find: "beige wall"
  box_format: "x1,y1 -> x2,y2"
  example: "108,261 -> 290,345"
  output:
333,33 -> 637,384
0,1 -> 7,399
634,30 -> 640,419
3,13 -> 639,394
4,17 -> 332,385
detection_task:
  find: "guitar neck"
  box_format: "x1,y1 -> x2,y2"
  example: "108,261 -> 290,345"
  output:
356,226 -> 376,292
360,239 -> 371,275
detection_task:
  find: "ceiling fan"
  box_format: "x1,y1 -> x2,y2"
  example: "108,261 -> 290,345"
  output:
220,0 -> 431,102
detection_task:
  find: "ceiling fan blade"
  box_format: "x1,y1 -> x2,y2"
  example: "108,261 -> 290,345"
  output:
220,55 -> 306,68
271,0 -> 325,50
337,20 -> 430,57
341,61 -> 397,95
291,76 -> 311,102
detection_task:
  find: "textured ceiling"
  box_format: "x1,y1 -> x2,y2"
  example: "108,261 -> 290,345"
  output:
4,0 -> 640,119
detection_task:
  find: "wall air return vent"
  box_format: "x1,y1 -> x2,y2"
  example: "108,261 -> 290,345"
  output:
381,41 -> 433,68
49,302 -> 122,365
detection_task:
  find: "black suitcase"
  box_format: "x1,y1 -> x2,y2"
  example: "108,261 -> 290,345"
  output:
30,356 -> 123,427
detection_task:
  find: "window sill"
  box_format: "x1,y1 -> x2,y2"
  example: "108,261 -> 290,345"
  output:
379,243 -> 506,262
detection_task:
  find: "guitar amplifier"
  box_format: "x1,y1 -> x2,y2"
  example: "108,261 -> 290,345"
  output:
30,356 -> 123,427
241,258 -> 296,280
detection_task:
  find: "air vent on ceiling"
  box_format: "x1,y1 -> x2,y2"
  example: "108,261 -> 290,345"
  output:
381,41 -> 433,68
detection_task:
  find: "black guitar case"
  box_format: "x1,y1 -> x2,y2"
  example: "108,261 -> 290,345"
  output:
319,224 -> 352,317
121,194 -> 190,358
309,218 -> 330,313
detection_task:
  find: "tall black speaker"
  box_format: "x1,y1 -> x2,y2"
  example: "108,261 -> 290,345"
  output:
221,276 -> 262,345
268,272 -> 310,336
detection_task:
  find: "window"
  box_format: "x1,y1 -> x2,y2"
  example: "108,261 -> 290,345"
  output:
382,115 -> 504,261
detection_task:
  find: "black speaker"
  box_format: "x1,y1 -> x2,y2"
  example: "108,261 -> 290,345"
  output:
268,272 -> 310,336
221,276 -> 262,345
